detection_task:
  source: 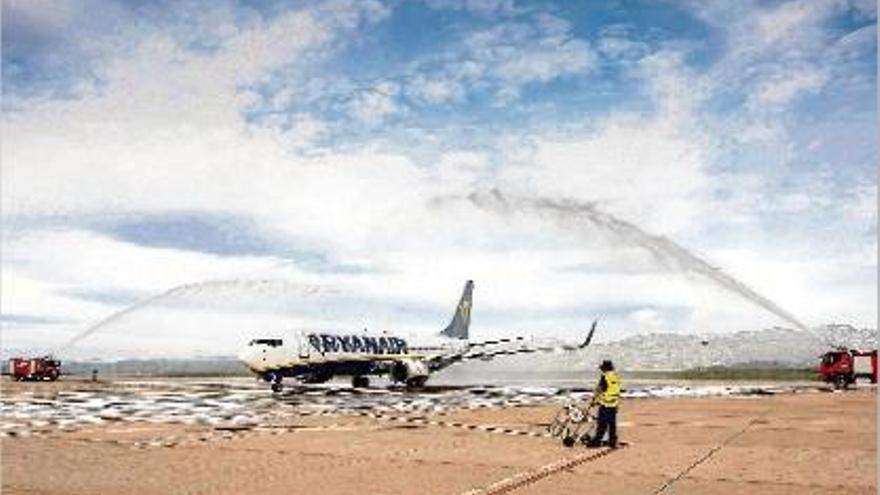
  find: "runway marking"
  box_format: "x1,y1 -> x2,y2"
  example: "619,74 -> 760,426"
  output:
114,405 -> 550,450
459,444 -> 627,495
648,408 -> 772,494
355,411 -> 553,438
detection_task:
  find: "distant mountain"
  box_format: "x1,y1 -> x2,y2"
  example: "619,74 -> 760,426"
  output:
570,323 -> 877,370
461,323 -> 878,373
52,357 -> 249,377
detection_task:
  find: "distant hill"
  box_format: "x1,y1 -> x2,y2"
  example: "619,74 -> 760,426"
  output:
570,323 -> 877,370
60,357 -> 249,377
453,323 -> 877,374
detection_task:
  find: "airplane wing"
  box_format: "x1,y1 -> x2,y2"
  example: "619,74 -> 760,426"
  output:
465,336 -> 527,348
427,319 -> 599,372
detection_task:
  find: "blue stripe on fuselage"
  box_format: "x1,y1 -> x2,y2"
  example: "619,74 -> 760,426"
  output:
266,360 -> 378,379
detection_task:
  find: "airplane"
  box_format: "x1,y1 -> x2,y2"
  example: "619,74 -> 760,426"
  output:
237,280 -> 598,392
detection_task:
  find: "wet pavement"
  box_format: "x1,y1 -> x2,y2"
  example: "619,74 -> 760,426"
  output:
1,378 -> 815,438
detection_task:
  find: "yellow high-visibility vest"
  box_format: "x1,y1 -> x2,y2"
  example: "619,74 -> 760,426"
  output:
598,371 -> 621,408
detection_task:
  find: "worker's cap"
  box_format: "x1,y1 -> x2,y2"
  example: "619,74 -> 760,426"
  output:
599,360 -> 614,371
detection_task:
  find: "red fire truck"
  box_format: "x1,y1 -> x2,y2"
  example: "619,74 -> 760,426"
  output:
7,356 -> 62,381
818,349 -> 878,389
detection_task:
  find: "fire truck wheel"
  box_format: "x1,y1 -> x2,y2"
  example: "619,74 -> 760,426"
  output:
834,375 -> 847,389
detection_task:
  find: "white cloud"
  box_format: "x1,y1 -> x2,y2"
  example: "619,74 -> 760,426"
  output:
395,13 -> 596,107
597,35 -> 649,61
349,81 -> 401,123
752,67 -> 829,106
688,0 -> 861,114
635,49 -> 718,130
755,1 -> 827,46
433,151 -> 488,188
424,0 -> 518,17
840,182 -> 878,227
494,38 -> 593,83
2,271 -> 112,327
406,75 -> 465,105
626,308 -> 669,333
3,229 -> 297,293
249,113 -> 328,150
463,17 -> 597,96
496,118 -> 709,236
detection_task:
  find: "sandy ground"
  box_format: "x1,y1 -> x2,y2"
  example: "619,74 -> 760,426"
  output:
1,380 -> 875,495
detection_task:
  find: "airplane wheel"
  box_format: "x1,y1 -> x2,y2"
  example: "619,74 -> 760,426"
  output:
405,377 -> 427,389
271,382 -> 283,393
580,433 -> 593,446
352,376 -> 370,388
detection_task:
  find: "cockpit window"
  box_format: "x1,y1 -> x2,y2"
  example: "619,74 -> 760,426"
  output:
249,339 -> 283,347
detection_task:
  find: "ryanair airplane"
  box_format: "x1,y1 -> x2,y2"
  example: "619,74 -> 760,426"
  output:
237,281 -> 597,392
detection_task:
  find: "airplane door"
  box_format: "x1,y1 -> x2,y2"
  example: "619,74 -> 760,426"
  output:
298,332 -> 311,359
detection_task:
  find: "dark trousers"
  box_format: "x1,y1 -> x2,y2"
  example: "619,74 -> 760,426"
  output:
592,405 -> 618,446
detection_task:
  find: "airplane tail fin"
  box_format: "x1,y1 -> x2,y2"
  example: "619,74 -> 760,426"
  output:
440,280 -> 473,340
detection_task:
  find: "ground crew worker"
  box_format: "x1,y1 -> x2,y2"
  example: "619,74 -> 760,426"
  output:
588,359 -> 620,448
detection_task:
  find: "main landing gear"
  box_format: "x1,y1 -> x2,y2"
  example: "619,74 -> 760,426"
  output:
352,375 -> 370,388
265,372 -> 283,393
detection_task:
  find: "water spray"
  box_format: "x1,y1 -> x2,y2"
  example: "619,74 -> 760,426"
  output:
56,279 -> 329,354
457,189 -> 810,331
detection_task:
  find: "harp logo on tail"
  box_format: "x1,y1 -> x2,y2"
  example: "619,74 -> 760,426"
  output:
459,300 -> 471,321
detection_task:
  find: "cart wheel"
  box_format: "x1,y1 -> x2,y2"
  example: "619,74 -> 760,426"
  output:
548,419 -> 566,437
547,409 -> 567,435
562,436 -> 575,447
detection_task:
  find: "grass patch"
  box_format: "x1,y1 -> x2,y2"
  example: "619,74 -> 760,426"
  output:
632,367 -> 817,381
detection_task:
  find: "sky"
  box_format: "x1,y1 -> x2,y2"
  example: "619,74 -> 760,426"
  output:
1,0 -> 876,359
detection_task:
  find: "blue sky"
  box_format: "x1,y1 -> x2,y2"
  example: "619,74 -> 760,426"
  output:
1,0 -> 876,358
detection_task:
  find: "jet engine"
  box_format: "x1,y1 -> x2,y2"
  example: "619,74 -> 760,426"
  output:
390,360 -> 430,388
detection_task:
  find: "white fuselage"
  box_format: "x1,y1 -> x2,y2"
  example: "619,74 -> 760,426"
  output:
237,330 -> 468,375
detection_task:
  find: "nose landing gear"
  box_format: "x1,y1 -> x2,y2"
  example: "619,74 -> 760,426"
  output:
265,372 -> 283,393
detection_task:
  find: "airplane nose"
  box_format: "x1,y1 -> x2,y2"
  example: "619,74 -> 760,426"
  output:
237,347 -> 260,370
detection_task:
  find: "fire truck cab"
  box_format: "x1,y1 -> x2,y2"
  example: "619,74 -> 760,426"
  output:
818,349 -> 878,389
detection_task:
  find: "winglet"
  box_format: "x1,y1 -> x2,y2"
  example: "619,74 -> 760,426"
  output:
578,319 -> 599,349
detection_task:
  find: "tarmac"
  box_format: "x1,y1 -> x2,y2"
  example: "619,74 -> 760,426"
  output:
1,378 -> 876,494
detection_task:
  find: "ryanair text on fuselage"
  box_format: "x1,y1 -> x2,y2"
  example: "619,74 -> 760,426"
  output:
308,333 -> 408,355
